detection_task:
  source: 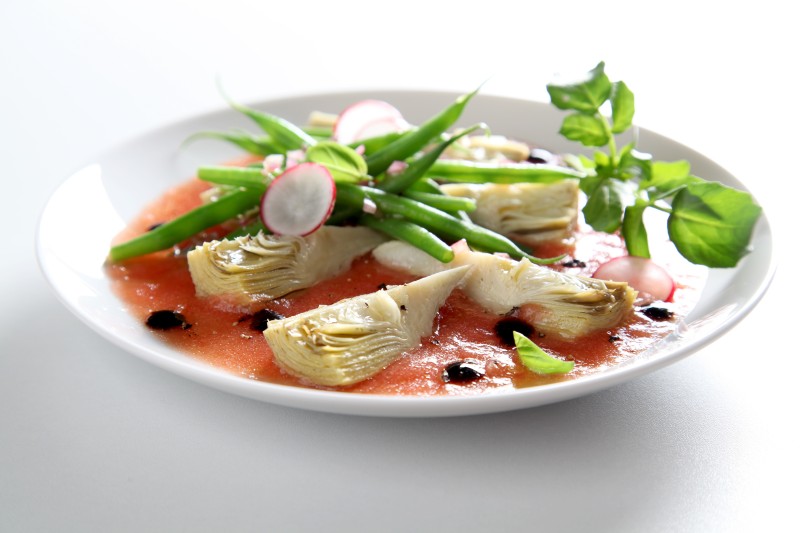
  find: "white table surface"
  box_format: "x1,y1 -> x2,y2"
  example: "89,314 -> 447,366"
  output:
1,1 -> 796,531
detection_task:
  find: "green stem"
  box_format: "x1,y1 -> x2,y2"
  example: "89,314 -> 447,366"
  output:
598,113 -> 617,163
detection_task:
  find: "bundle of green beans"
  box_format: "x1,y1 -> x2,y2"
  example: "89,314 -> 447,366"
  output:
108,91 -> 580,263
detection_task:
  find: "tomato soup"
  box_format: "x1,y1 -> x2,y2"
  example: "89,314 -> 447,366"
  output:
106,179 -> 705,395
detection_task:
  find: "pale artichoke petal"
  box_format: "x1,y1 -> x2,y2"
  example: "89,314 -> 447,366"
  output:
440,181 -> 579,243
444,134 -> 532,162
371,240 -> 448,278
264,267 -> 470,387
187,226 -> 385,303
373,241 -> 635,340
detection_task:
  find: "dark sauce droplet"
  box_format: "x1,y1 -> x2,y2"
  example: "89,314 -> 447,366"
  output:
494,317 -> 534,347
146,310 -> 190,330
642,307 -> 674,321
442,359 -> 485,383
249,309 -> 285,332
561,258 -> 586,268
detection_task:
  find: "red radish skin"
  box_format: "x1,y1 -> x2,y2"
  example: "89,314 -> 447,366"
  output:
333,100 -> 409,144
260,162 -> 336,236
593,256 -> 676,302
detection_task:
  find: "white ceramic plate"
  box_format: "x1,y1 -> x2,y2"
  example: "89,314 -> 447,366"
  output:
36,90 -> 775,417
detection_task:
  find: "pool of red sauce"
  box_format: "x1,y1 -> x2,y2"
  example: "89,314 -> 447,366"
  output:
106,178 -> 705,396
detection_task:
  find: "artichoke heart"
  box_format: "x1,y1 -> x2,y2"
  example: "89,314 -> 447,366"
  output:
187,226 -> 385,303
264,267 -> 469,387
440,181 -> 579,244
444,134 -> 532,162
373,241 -> 635,340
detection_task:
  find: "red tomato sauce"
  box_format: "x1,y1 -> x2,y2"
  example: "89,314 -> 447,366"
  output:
106,178 -> 705,396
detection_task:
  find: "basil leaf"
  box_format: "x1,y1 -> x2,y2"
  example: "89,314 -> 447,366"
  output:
641,160 -> 699,193
594,150 -> 610,168
546,62 -> 612,114
305,141 -> 368,183
667,182 -> 762,267
579,174 -> 604,196
610,81 -> 635,134
622,204 -> 650,258
583,179 -> 628,232
618,148 -> 652,181
514,331 -> 574,375
559,113 -> 610,147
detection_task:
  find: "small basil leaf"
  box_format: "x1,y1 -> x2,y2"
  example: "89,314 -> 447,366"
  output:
641,160 -> 699,193
583,179 -> 628,232
547,61 -> 612,114
618,148 -> 652,181
305,141 -> 368,183
594,150 -> 610,167
559,113 -> 610,147
618,141 -> 634,159
513,332 -> 574,375
579,174 -> 604,195
622,203 -> 651,258
667,182 -> 762,267
610,81 -> 635,134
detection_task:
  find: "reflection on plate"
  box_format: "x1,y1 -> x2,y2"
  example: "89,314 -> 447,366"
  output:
36,91 -> 776,417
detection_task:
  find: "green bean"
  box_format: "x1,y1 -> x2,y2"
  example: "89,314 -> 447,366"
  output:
324,205 -> 360,226
109,190 -> 262,262
231,102 -> 317,152
401,190 -> 476,214
426,160 -> 584,183
303,126 -> 333,139
183,130 -> 280,156
333,184 -> 366,211
197,166 -> 269,191
337,184 -> 559,264
407,177 -> 444,195
378,124 -> 483,193
348,130 -> 407,156
360,215 -> 454,263
365,89 -> 478,177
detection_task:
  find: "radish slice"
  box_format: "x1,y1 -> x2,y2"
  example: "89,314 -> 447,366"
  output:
260,162 -> 336,236
593,256 -> 676,302
354,115 -> 410,140
333,100 -> 409,144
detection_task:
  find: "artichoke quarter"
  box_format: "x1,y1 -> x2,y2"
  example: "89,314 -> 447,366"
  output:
263,266 -> 470,387
373,241 -> 635,340
187,226 -> 385,304
440,181 -> 579,244
444,134 -> 533,162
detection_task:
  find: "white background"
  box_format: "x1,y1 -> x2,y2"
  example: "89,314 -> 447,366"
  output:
1,1 -> 796,531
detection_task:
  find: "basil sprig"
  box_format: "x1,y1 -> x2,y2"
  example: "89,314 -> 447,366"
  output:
547,62 -> 761,268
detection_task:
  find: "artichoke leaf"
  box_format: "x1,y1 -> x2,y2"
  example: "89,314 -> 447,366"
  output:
440,181 -> 579,244
373,241 -> 634,340
187,226 -> 385,303
264,266 -> 470,387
